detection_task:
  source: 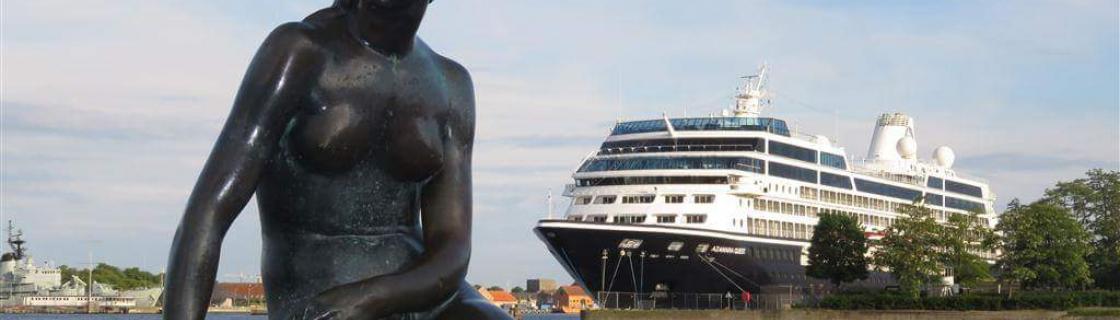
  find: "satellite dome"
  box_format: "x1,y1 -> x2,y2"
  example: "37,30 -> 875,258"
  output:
896,136 -> 917,159
933,146 -> 955,168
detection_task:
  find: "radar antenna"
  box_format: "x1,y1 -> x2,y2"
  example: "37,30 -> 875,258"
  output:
732,63 -> 770,117
7,221 -> 26,261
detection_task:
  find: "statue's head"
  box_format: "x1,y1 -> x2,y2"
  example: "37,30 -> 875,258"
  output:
334,0 -> 431,31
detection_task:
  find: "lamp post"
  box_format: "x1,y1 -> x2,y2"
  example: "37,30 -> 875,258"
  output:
599,249 -> 607,303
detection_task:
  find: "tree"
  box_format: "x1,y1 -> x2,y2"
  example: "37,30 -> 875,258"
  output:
1042,169 -> 1120,289
806,212 -> 869,290
941,210 -> 996,287
997,200 -> 1093,291
487,286 -> 504,291
873,203 -> 944,298
511,286 -> 525,294
58,263 -> 163,291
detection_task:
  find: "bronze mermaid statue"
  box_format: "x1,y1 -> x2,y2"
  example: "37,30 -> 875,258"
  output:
164,0 -> 511,319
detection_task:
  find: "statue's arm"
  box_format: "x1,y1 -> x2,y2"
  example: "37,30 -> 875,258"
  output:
163,23 -> 316,320
382,61 -> 478,313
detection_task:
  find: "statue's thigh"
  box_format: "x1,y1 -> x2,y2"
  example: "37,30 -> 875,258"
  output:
433,282 -> 513,320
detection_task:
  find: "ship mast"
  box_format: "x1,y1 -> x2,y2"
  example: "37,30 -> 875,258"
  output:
732,63 -> 770,117
7,221 -> 26,261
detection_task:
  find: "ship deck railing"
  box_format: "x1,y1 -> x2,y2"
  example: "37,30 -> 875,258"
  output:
594,290 -> 803,311
849,159 -> 991,186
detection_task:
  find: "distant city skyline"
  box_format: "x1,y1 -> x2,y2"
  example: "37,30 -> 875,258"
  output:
1,0 -> 1117,287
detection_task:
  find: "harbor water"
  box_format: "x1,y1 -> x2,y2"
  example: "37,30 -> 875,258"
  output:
0,314 -> 578,320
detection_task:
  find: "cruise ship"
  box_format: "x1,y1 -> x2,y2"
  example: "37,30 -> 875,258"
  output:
533,65 -> 997,301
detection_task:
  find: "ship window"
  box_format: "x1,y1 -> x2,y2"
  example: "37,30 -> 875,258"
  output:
927,176 -> 944,189
588,215 -> 608,223
685,214 -> 707,224
578,156 -> 765,174
664,195 -> 685,203
800,187 -> 818,200
769,162 -> 818,184
820,172 -> 853,189
656,215 -> 677,223
768,140 -> 818,163
611,117 -> 790,136
622,195 -> 655,204
599,137 -> 765,155
853,178 -> 922,201
613,215 -> 647,224
820,152 -> 847,169
945,180 -> 983,198
577,176 -> 730,186
945,196 -> 983,212
574,196 -> 592,205
694,194 -> 715,204
567,215 -> 583,221
594,196 -> 617,204
925,193 -> 944,206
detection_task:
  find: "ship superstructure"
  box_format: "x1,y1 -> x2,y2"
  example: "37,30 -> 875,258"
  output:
534,65 -> 997,301
0,221 -> 136,309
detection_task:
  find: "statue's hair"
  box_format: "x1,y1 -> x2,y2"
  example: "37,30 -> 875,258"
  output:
333,0 -> 356,9
332,0 -> 432,10
308,0 -> 431,21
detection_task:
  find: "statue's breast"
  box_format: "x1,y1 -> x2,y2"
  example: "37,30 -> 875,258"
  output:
285,69 -> 447,182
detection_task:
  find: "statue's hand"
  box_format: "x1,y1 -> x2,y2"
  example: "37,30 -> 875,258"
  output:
305,284 -> 385,320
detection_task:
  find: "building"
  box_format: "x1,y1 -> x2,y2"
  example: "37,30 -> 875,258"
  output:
534,291 -> 556,310
526,278 -> 557,293
477,287 -> 518,311
555,285 -> 594,314
210,282 -> 265,307
489,289 -> 518,310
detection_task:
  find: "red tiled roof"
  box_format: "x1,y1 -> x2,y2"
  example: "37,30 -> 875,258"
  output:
211,282 -> 265,301
488,290 -> 517,302
558,285 -> 588,296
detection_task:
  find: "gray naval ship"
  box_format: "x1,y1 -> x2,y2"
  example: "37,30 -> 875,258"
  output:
0,221 -> 139,310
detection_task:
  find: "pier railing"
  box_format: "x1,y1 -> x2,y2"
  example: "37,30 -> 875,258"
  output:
596,291 -> 773,311
595,285 -> 812,311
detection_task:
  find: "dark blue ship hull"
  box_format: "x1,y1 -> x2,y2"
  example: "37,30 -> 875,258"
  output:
534,220 -> 893,297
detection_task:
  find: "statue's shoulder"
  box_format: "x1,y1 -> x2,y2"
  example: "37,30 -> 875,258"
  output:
262,21 -> 325,52
432,56 -> 472,95
417,42 -> 475,140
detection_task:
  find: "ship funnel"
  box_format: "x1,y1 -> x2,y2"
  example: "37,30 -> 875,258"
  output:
866,113 -> 917,161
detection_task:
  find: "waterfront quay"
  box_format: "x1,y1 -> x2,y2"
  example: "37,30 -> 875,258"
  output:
581,309 -> 1120,320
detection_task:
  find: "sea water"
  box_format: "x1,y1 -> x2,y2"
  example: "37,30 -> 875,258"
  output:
0,314 -> 578,320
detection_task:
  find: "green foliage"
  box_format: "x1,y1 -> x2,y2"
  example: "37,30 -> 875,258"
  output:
511,286 -> 525,294
806,212 -> 869,288
997,200 -> 1093,290
57,263 -> 163,291
873,203 -> 944,298
1042,169 -> 1120,290
818,291 -> 1120,311
941,211 -> 996,287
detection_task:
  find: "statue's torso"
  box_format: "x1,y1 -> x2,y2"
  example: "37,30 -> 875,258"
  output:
253,25 -> 457,317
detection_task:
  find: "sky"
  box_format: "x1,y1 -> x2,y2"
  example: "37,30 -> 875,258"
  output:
1,1 -> 1117,288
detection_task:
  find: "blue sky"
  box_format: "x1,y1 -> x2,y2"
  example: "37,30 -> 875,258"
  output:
2,1 -> 1117,288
